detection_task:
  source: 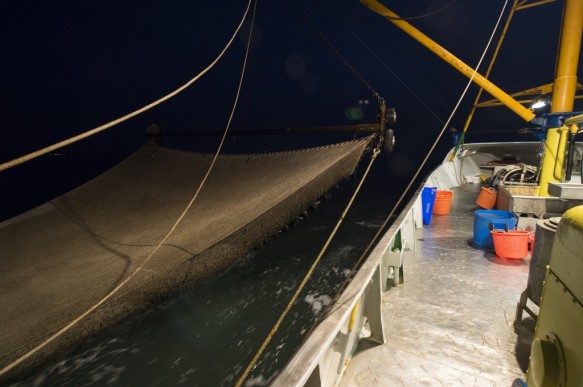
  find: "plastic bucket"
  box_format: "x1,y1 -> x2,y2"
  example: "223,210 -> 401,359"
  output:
473,210 -> 517,249
491,230 -> 530,259
476,187 -> 497,209
421,187 -> 437,225
528,233 -> 535,251
433,190 -> 453,215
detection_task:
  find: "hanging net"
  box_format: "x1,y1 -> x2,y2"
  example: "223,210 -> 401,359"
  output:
0,136 -> 372,380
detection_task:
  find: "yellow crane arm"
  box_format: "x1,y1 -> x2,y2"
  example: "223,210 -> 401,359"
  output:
360,0 -> 536,122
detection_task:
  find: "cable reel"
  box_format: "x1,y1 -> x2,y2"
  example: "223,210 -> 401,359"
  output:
492,163 -> 538,188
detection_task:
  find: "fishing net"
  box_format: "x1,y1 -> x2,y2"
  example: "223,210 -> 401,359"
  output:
0,136 -> 372,380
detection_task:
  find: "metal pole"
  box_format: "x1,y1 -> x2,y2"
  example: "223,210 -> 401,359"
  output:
156,123 -> 381,138
360,0 -> 536,122
538,0 -> 583,195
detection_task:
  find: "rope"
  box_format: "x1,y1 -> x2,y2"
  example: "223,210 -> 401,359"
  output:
386,0 -> 458,21
305,0 -> 511,344
0,0 -> 257,378
286,0 -> 383,106
235,147 -> 381,387
0,1 -> 249,173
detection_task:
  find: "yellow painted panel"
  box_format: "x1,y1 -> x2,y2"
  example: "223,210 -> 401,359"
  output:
527,273 -> 583,386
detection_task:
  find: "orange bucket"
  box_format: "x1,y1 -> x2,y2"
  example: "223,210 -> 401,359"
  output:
433,190 -> 453,215
529,233 -> 535,251
491,230 -> 530,259
476,187 -> 497,209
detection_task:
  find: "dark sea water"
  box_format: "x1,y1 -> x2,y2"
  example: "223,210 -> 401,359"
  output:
2,145 -> 418,387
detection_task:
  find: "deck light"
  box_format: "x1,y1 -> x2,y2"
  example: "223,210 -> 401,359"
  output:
531,94 -> 551,110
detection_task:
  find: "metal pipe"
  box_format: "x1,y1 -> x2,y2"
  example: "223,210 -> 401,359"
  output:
565,120 -> 582,181
515,0 -> 559,11
150,123 -> 380,138
360,0 -> 536,122
553,126 -> 570,180
565,131 -> 577,181
551,0 -> 583,112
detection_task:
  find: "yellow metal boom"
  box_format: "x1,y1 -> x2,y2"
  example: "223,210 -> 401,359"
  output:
362,0 -> 583,196
360,0 -> 536,122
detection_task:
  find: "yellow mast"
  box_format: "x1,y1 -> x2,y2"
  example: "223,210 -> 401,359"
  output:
538,0 -> 583,195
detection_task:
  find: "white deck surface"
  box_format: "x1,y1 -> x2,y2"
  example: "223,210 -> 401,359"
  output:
340,184 -> 537,386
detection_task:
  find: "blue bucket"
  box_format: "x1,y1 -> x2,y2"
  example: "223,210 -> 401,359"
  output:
473,210 -> 517,249
422,187 -> 437,225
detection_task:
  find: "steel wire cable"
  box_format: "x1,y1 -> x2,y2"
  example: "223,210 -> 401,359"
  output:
0,0 -> 257,377
237,1 -> 504,382
286,0 -> 384,106
298,0 -> 511,359
385,0 -> 458,21
333,15 -> 446,125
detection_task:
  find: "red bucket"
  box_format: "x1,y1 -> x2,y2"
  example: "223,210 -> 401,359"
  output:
491,230 -> 530,259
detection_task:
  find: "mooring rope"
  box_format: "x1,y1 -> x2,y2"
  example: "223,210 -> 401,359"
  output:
235,146 -> 380,387
0,2 -> 247,173
0,0 -> 257,378
318,0 -> 511,327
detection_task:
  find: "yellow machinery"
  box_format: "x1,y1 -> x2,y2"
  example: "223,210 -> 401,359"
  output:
361,1 -> 583,384
527,206 -> 583,386
361,0 -> 582,197
538,0 -> 583,195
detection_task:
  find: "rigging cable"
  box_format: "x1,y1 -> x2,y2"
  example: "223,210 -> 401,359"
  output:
154,0 -> 237,122
386,0 -> 458,21
236,2 -> 479,382
333,15 -> 446,125
0,1 -> 249,173
235,146 -> 381,387
286,0 -> 383,106
0,0 -> 258,378
304,0 -> 511,348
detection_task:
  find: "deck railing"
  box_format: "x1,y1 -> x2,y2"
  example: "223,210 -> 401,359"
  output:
273,183 -> 422,386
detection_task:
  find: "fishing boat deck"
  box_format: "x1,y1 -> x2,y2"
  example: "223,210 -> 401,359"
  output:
340,184 -> 536,386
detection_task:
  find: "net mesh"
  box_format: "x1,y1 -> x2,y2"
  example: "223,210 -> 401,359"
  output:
0,136 -> 372,379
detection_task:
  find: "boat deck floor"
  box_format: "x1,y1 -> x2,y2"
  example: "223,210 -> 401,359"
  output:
341,184 -> 538,386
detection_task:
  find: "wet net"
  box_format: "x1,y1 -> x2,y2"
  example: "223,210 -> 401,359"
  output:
0,137 -> 372,380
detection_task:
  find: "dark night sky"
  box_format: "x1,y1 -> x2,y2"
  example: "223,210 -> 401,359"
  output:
0,0 -> 580,218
